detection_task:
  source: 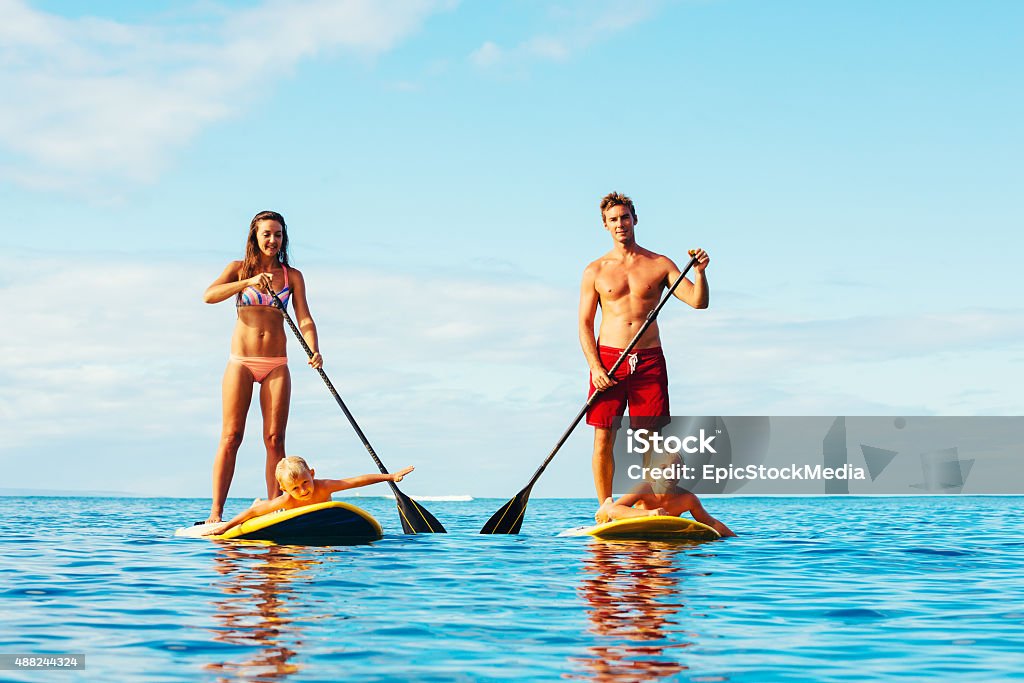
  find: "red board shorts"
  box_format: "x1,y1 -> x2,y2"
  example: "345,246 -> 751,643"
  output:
586,346 -> 669,430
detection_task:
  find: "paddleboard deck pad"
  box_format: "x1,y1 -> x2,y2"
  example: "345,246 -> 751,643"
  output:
175,501 -> 383,545
559,515 -> 720,541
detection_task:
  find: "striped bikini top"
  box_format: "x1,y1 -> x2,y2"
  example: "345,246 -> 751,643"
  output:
236,265 -> 291,309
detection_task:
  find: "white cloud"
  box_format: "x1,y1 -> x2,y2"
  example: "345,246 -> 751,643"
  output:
522,37 -> 570,62
469,0 -> 662,71
0,0 -> 449,191
3,251 -> 1021,496
469,40 -> 502,68
658,308 -> 1024,415
0,252 -> 584,497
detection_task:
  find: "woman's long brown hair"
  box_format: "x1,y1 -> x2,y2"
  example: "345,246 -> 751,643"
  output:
239,210 -> 291,280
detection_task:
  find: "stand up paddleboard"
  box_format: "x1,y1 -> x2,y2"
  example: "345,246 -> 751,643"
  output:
175,501 -> 383,545
559,515 -> 720,541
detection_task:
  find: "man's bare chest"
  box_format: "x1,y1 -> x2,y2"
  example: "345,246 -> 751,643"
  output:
594,265 -> 666,302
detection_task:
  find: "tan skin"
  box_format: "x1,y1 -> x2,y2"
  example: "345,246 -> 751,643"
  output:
206,465 -> 415,536
202,219 -> 323,523
578,204 -> 710,521
596,485 -> 736,537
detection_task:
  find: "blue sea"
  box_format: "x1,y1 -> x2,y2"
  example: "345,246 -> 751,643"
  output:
1,496 -> 1021,682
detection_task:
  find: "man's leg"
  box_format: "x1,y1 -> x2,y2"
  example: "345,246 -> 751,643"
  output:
586,348 -> 626,523
592,426 -> 617,521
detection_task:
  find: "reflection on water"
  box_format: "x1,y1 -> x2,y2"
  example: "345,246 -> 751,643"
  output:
569,541 -> 715,683
7,497 -> 1020,681
205,544 -> 324,682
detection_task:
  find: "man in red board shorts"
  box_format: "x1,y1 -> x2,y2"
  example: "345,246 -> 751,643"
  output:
579,192 -> 710,522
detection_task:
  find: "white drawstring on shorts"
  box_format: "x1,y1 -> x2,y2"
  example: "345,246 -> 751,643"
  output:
627,353 -> 639,374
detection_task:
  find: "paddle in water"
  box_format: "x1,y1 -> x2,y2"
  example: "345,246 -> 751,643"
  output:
480,251 -> 700,534
268,288 -> 446,534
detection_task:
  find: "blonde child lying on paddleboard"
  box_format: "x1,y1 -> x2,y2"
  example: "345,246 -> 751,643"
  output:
596,453 -> 736,538
205,456 -> 413,536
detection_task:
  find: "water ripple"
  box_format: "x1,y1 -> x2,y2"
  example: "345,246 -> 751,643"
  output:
0,496 -> 1022,681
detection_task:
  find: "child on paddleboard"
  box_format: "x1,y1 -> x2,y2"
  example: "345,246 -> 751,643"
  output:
205,456 -> 413,536
596,452 -> 736,537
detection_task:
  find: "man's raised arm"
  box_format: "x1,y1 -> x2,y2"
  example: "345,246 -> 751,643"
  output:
666,249 -> 710,309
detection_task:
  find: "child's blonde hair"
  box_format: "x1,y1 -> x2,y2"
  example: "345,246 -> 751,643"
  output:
275,456 -> 312,485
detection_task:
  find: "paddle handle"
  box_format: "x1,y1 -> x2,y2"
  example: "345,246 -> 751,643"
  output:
267,289 -> 400,493
524,253 -> 701,489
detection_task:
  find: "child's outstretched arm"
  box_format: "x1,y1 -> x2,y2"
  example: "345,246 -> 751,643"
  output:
321,465 -> 415,494
204,494 -> 289,536
688,495 -> 737,537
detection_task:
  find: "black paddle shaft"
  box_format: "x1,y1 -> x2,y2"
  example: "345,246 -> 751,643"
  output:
521,254 -> 700,491
266,289 -> 397,486
265,286 -> 447,534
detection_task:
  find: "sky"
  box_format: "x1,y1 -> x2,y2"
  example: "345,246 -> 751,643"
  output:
2,0 -> 1022,500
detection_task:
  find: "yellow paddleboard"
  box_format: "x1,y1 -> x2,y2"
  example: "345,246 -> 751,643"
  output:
559,515 -> 720,541
175,501 -> 382,545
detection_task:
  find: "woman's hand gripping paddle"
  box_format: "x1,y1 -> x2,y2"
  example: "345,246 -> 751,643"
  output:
480,252 -> 701,534
267,289 -> 446,534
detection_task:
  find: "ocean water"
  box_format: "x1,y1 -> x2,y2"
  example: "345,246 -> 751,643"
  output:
1,496 -> 1021,682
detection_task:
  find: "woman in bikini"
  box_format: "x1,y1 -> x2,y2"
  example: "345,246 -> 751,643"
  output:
202,210 -> 323,523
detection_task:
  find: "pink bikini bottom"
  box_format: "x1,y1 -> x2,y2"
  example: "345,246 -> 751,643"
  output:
230,355 -> 288,383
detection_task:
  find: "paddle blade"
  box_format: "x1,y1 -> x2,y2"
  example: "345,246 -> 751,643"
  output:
394,489 -> 447,534
480,487 -> 531,534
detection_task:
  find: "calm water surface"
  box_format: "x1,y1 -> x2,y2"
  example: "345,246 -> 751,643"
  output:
1,496 -> 1022,682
